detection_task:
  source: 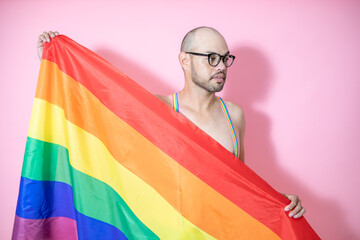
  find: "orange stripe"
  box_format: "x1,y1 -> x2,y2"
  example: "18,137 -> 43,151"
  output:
35,59 -> 281,239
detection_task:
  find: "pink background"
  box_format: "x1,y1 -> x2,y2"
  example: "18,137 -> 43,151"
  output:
1,0 -> 359,239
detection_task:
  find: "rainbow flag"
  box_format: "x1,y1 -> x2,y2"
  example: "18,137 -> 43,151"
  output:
13,35 -> 320,239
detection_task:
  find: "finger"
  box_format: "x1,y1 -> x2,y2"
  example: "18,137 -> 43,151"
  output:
48,31 -> 56,38
284,196 -> 298,211
289,201 -> 302,217
49,31 -> 59,38
42,31 -> 50,42
37,34 -> 46,43
294,208 -> 306,219
37,35 -> 47,47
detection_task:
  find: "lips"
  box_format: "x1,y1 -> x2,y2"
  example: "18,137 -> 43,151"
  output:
212,74 -> 226,83
213,77 -> 224,83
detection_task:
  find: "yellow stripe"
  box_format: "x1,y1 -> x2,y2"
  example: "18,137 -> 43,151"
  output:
31,59 -> 282,239
172,93 -> 177,112
28,98 -> 216,240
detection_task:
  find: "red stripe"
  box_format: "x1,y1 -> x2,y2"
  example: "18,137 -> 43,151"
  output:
41,35 -> 319,239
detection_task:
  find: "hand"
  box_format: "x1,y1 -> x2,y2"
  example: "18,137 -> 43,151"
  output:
283,194 -> 306,218
37,31 -> 59,61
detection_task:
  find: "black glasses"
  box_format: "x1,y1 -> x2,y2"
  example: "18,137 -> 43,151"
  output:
185,52 -> 235,67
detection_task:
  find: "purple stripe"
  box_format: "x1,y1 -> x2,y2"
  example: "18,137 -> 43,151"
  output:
12,215 -> 78,240
15,177 -> 129,240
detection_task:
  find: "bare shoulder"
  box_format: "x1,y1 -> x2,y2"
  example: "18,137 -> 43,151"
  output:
155,94 -> 173,107
221,99 -> 245,130
222,100 -> 244,120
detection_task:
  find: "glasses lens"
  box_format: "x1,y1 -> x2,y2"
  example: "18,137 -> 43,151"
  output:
224,55 -> 234,67
208,53 -> 221,66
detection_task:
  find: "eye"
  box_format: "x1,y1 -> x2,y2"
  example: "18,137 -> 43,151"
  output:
209,54 -> 219,64
223,55 -> 229,63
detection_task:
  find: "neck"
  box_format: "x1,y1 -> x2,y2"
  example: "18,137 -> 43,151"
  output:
178,82 -> 218,112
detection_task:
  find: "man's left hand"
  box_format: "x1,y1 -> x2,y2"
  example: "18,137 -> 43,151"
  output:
283,194 -> 306,218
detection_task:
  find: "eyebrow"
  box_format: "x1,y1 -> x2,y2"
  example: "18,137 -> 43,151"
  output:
206,51 -> 230,55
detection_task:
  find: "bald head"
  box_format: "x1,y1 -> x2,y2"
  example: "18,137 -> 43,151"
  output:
180,27 -> 227,52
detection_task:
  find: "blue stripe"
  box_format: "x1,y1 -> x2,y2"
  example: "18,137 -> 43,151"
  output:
16,177 -> 128,240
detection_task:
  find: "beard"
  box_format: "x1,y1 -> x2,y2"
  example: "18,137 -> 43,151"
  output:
191,62 -> 226,92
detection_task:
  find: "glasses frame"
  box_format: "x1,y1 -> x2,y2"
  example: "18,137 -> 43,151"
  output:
185,52 -> 235,67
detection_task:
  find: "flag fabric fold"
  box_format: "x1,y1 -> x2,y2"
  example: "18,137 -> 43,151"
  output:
13,35 -> 320,239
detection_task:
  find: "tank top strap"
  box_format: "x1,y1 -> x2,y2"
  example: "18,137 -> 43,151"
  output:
172,93 -> 179,113
171,93 -> 239,158
217,97 -> 240,158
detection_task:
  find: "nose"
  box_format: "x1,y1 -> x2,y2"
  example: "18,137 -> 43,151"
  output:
216,57 -> 227,71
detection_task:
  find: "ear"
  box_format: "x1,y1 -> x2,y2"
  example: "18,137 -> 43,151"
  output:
178,52 -> 190,70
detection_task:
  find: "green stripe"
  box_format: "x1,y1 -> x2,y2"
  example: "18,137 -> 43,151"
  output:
21,137 -> 159,240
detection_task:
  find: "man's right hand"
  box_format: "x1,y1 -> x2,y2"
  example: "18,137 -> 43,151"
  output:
37,31 -> 59,61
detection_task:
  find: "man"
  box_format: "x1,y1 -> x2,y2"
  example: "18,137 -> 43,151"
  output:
37,27 -> 306,219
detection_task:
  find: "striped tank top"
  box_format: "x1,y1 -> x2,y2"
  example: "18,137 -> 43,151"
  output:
172,93 -> 239,158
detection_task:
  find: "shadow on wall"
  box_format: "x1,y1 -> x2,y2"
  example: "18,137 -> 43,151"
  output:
95,48 -> 174,95
95,46 -> 358,240
225,46 -> 358,240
